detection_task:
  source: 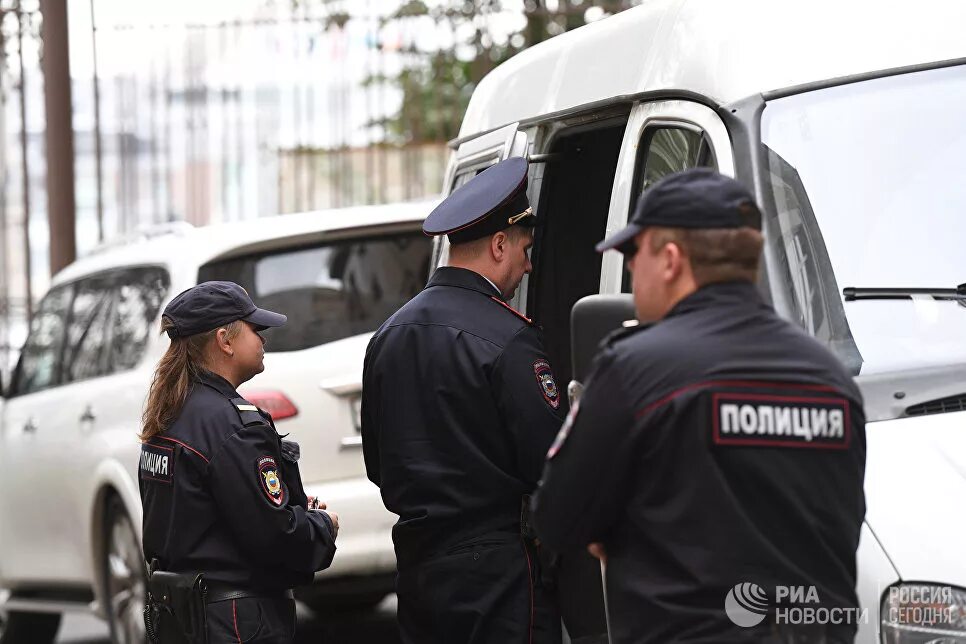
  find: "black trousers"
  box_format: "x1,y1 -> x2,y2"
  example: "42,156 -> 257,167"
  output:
397,534 -> 561,644
205,596 -> 296,644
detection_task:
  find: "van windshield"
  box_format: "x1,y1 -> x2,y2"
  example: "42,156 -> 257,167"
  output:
760,64 -> 966,375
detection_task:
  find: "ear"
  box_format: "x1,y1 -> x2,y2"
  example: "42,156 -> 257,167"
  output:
215,327 -> 234,357
663,241 -> 686,282
491,231 -> 509,262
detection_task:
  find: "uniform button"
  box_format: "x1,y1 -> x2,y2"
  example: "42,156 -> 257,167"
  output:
473,552 -> 480,561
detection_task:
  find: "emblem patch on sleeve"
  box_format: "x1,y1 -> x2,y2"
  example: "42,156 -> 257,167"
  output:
139,443 -> 174,484
533,359 -> 560,409
256,456 -> 286,506
712,392 -> 850,449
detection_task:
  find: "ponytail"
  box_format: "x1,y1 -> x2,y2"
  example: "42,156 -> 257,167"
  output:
140,317 -> 242,441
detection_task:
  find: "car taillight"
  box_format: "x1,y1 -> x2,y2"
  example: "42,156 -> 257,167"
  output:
242,390 -> 299,421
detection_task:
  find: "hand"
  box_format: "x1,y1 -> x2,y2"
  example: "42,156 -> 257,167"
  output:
323,510 -> 339,539
588,542 -> 607,564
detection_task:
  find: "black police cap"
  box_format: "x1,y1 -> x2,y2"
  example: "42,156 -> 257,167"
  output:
423,156 -> 536,244
596,168 -> 762,255
163,281 -> 287,339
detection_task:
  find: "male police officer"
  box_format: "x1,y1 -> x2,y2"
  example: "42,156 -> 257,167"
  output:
362,157 -> 567,644
532,169 -> 867,644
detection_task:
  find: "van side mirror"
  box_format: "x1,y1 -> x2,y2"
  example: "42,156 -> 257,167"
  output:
569,293 -> 638,384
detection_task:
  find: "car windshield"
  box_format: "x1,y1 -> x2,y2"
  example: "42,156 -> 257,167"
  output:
760,64 -> 966,375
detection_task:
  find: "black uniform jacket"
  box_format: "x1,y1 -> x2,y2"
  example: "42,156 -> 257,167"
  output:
139,371 -> 336,591
361,266 -> 567,567
533,281 -> 867,644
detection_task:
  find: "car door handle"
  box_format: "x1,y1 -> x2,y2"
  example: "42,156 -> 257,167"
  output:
340,435 -> 363,450
319,377 -> 361,398
23,418 -> 38,433
80,405 -> 96,423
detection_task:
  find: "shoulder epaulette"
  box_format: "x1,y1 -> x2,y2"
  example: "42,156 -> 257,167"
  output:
230,396 -> 270,427
603,321 -> 652,347
490,296 -> 532,324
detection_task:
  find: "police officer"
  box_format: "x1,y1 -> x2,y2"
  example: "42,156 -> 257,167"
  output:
139,281 -> 338,643
362,157 -> 567,644
532,169 -> 867,644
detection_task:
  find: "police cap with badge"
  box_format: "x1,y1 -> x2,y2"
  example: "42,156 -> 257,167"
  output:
163,280 -> 287,337
596,167 -> 762,255
424,156 -> 537,243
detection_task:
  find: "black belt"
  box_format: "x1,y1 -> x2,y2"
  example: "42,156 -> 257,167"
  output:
205,582 -> 294,604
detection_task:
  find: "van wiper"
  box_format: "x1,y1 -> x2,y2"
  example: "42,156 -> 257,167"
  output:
843,284 -> 966,301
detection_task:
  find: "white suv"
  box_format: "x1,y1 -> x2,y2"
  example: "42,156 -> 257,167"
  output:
0,199 -> 437,643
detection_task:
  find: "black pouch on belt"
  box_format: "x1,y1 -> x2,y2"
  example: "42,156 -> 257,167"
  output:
144,561 -> 208,644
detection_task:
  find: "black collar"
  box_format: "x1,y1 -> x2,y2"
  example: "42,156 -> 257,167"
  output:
427,266 -> 503,299
665,281 -> 765,320
196,370 -> 240,399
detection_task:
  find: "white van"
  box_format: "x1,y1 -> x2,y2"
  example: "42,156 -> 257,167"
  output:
436,2 -> 966,642
0,199 -> 437,643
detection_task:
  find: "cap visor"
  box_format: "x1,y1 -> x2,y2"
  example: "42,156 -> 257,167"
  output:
595,224 -> 642,254
243,307 -> 287,329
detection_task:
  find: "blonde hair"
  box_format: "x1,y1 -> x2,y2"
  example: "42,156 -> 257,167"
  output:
139,317 -> 243,441
649,226 -> 763,286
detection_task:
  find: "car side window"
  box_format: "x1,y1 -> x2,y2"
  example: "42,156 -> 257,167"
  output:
105,267 -> 170,373
11,285 -> 73,396
61,276 -> 116,384
622,125 -> 717,292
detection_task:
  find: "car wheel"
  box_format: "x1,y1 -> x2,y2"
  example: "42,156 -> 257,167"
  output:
101,496 -> 147,644
0,610 -> 61,644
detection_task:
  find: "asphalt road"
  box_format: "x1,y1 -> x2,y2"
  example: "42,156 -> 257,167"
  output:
56,596 -> 401,644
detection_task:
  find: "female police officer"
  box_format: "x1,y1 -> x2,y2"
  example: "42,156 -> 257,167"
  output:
138,281 -> 338,643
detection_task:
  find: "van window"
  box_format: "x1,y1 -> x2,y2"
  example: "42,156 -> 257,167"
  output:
635,127 -> 716,197
10,285 -> 73,396
199,233 -> 432,352
622,125 -> 717,292
431,165 -> 493,272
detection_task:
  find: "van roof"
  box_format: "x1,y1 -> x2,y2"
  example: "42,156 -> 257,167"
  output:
459,0 -> 966,138
54,198 -> 439,285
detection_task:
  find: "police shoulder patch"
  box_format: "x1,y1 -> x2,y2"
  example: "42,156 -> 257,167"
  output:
533,359 -> 560,409
139,442 -> 174,484
256,455 -> 285,506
